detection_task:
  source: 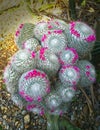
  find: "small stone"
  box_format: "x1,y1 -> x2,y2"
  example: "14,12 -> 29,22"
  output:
71,114 -> 75,121
15,121 -> 19,127
6,124 -> 9,130
3,115 -> 7,119
3,120 -> 6,125
21,110 -> 27,115
34,116 -> 38,119
75,106 -> 77,110
24,114 -> 30,124
33,122 -> 35,126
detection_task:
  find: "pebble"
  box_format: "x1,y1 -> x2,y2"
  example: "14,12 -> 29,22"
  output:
3,115 -> 7,119
71,114 -> 75,121
24,114 -> 30,124
34,115 -> 38,119
21,110 -> 27,115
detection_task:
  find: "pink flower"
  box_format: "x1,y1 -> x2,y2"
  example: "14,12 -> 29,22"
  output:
86,65 -> 91,69
19,24 -> 24,29
24,75 -> 29,80
48,25 -> 53,29
72,81 -> 77,85
60,111 -> 63,116
26,105 -> 31,111
37,72 -> 41,76
54,30 -> 62,34
41,73 -> 46,78
74,66 -> 80,72
41,57 -> 45,61
40,109 -> 44,116
41,34 -> 47,42
72,86 -> 77,91
15,30 -> 20,36
37,96 -> 42,102
25,95 -> 33,102
55,21 -> 59,25
76,33 -> 80,37
19,91 -> 25,97
59,58 -> 64,65
31,51 -> 36,58
86,71 -> 90,77
46,87 -> 50,94
48,31 -> 51,34
89,77 -> 96,82
28,72 -> 33,78
72,55 -> 78,64
26,104 -> 36,110
85,35 -> 96,42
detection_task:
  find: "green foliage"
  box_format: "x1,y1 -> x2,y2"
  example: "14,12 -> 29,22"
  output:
81,0 -> 86,6
2,84 -> 6,89
46,113 -> 81,130
58,118 -> 81,130
96,70 -> 100,83
0,125 -> 2,130
96,0 -> 100,2
39,3 -> 55,11
69,0 -> 77,20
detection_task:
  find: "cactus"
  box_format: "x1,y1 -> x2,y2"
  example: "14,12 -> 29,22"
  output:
22,38 -> 40,51
47,19 -> 69,31
56,81 -> 76,103
65,21 -> 96,57
26,102 -> 45,116
15,23 -> 35,49
45,92 -> 62,112
37,47 -> 60,77
59,47 -> 79,65
59,65 -> 80,86
11,93 -> 26,109
19,69 -> 50,102
3,64 -> 21,94
11,49 -> 36,73
33,21 -> 50,41
77,60 -> 96,87
4,18 -> 97,130
41,30 -> 67,54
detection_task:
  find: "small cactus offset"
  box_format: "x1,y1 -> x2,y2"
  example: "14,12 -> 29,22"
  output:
47,19 -> 69,31
33,21 -> 50,41
45,92 -> 62,112
4,18 -> 96,130
11,49 -> 36,73
19,69 -> 50,102
41,30 -> 67,54
65,21 -> 96,57
22,38 -> 40,52
15,23 -> 35,49
59,65 -> 80,86
77,60 -> 96,87
37,47 -> 60,77
3,64 -> 21,94
59,47 -> 79,65
11,93 -> 26,109
55,81 -> 77,103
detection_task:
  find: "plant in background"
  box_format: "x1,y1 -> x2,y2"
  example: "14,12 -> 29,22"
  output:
3,18 -> 96,130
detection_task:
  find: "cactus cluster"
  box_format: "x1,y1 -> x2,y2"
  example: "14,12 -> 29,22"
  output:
4,19 -> 96,116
